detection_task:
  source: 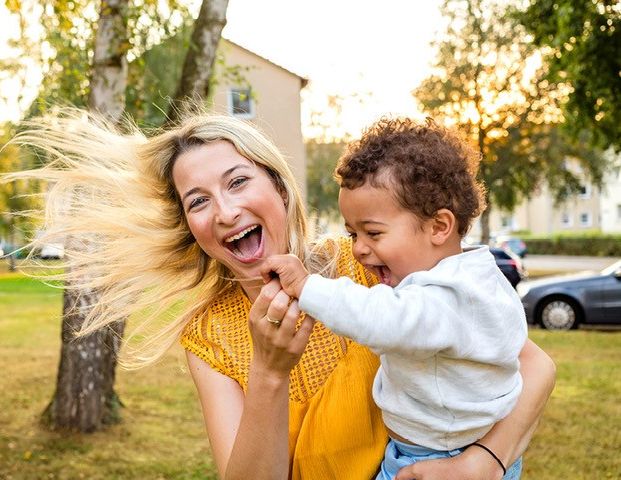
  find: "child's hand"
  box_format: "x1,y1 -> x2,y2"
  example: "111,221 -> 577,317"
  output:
261,254 -> 310,299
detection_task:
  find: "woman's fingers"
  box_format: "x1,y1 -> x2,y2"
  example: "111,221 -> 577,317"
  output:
250,279 -> 282,324
289,314 -> 316,354
274,298 -> 300,337
265,289 -> 292,325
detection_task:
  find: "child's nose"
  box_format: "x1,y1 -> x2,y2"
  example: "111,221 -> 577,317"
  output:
352,239 -> 371,258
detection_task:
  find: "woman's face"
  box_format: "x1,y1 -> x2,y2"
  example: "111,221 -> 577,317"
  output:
172,140 -> 289,283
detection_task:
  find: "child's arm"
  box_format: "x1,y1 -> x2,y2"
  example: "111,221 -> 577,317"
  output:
261,254 -> 310,299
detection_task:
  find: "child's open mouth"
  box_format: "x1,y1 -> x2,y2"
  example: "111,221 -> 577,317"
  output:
224,225 -> 263,262
374,265 -> 391,285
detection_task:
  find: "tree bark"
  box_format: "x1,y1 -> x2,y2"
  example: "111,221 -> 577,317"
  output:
44,0 -> 129,432
89,0 -> 130,122
166,0 -> 229,124
480,202 -> 492,245
43,286 -> 125,432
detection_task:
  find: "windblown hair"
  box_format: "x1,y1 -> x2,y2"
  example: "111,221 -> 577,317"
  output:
6,108 -> 330,368
335,117 -> 486,236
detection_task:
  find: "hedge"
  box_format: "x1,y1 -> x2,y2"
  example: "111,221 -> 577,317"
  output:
522,233 -> 621,256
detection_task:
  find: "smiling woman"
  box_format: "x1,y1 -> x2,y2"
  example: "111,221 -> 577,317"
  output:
4,108 -> 557,480
172,141 -> 288,297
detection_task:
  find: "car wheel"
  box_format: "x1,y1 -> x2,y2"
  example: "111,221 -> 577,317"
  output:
538,297 -> 580,330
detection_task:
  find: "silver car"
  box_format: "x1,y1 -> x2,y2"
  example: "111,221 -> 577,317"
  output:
519,260 -> 621,330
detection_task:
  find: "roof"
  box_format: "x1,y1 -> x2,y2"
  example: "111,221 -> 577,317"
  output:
222,36 -> 309,88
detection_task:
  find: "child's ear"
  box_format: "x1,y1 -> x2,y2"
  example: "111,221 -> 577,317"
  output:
430,209 -> 457,245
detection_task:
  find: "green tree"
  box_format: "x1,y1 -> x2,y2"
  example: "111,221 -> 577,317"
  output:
306,140 -> 345,228
40,0 -> 131,434
517,0 -> 621,150
415,0 -> 608,243
2,0 -> 230,433
0,124 -> 43,271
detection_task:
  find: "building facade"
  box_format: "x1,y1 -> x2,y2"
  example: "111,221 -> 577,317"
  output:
210,39 -> 308,199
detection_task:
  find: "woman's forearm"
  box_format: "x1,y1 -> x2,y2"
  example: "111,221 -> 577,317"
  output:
225,362 -> 290,480
474,338 -> 556,468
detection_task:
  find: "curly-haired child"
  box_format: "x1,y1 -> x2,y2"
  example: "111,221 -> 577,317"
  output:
262,117 -> 526,480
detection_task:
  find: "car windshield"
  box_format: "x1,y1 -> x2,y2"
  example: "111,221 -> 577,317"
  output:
601,260 -> 621,275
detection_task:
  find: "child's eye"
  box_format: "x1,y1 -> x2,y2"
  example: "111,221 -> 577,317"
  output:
347,231 -> 357,240
367,231 -> 381,238
230,176 -> 248,189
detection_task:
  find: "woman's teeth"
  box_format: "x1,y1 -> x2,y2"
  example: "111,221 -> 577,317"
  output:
225,225 -> 258,243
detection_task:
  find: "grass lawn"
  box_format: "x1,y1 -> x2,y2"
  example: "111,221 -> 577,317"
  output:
1,262 -> 619,479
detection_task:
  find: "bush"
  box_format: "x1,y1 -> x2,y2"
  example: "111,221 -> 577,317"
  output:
523,232 -> 621,256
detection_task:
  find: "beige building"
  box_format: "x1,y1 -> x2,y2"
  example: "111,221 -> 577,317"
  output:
210,39 -> 308,199
484,183 -> 601,237
472,153 -> 621,238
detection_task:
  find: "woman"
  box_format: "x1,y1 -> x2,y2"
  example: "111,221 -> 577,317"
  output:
9,110 -> 555,479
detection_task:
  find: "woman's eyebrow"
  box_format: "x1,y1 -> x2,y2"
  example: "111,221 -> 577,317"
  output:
181,164 -> 253,202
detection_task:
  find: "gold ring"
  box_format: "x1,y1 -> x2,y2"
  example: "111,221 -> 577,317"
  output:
265,315 -> 282,327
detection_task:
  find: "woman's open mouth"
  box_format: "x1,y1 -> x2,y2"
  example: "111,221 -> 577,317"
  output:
224,225 -> 264,262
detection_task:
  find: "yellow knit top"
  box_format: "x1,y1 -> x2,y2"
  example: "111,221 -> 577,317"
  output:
180,237 -> 388,479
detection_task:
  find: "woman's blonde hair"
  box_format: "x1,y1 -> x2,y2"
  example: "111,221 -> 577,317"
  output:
6,108 -> 328,368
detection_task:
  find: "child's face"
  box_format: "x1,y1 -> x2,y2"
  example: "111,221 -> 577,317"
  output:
339,182 -> 436,287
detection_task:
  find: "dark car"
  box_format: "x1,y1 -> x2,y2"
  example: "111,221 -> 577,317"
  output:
495,236 -> 527,258
490,247 -> 527,288
519,260 -> 621,330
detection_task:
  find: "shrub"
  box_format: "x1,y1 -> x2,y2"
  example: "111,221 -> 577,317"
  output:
523,232 -> 621,256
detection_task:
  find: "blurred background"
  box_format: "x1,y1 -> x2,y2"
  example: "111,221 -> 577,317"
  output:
1,0 -> 620,478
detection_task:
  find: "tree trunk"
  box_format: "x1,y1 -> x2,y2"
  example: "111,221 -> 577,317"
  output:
44,0 -> 129,432
89,0 -> 130,122
43,287 -> 125,431
480,203 -> 492,245
166,0 -> 229,124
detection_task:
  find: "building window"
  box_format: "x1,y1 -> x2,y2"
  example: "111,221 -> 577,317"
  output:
228,87 -> 255,119
578,184 -> 591,199
561,212 -> 573,227
579,212 -> 592,227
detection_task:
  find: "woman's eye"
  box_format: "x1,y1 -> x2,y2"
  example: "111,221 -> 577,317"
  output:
347,232 -> 357,240
230,177 -> 248,189
188,197 -> 208,210
367,231 -> 380,238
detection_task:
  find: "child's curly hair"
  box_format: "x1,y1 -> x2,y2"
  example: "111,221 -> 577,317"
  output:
335,117 -> 486,236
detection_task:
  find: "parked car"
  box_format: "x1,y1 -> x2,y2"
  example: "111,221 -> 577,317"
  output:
490,247 -> 527,288
519,260 -> 621,330
39,243 -> 65,260
495,235 -> 527,258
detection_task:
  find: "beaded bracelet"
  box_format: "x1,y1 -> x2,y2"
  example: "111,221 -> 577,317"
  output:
468,442 -> 507,476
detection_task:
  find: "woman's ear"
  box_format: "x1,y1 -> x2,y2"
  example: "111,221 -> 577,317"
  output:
281,189 -> 289,208
430,209 -> 457,245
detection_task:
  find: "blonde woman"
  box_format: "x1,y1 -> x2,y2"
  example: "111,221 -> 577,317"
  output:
9,110 -> 555,480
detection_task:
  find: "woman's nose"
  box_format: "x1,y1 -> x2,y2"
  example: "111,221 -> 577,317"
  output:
214,198 -> 241,225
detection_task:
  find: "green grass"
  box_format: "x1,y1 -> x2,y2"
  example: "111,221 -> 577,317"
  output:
522,329 -> 621,479
0,264 -> 217,480
1,262 -> 619,479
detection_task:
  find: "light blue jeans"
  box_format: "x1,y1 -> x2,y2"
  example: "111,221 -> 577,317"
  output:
376,438 -> 522,480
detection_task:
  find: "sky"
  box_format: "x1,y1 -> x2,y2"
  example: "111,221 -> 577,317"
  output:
223,0 -> 444,138
1,0 -> 444,138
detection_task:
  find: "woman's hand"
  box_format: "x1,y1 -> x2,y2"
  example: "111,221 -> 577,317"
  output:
394,446 -> 504,480
248,278 -> 315,378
